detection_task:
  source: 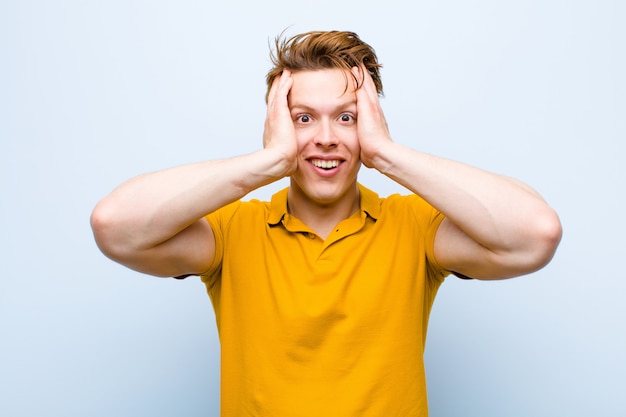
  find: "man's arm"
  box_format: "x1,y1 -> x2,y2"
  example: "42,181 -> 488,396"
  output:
353,65 -> 562,280
91,71 -> 297,277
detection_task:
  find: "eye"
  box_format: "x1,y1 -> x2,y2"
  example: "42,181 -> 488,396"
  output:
297,114 -> 311,123
339,113 -> 355,123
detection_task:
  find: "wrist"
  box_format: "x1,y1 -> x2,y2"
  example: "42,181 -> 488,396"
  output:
254,148 -> 296,182
361,140 -> 396,173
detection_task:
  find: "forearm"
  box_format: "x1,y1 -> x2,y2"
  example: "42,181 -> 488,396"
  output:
371,141 -> 559,253
91,148 -> 288,252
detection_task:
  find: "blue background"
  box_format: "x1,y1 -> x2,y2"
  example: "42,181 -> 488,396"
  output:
1,1 -> 624,416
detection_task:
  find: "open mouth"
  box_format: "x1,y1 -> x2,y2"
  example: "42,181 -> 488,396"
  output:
310,159 -> 341,170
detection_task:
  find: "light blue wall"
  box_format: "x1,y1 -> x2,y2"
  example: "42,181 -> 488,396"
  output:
1,1 -> 624,416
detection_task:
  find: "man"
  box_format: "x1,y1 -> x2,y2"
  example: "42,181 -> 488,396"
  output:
91,30 -> 562,416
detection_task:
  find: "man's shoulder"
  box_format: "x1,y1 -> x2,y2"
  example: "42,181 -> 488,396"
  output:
206,198 -> 271,227
374,190 -> 442,233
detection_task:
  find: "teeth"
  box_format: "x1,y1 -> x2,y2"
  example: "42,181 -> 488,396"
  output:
311,159 -> 340,169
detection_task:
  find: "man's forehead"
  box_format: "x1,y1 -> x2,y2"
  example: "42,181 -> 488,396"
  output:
288,69 -> 358,108
291,69 -> 358,89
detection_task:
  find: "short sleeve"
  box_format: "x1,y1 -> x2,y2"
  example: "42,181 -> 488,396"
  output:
199,200 -> 242,287
405,194 -> 451,282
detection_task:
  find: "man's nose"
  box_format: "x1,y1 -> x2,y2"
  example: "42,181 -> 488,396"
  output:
315,121 -> 338,147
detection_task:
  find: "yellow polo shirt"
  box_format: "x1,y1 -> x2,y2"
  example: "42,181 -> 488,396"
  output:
202,184 -> 448,416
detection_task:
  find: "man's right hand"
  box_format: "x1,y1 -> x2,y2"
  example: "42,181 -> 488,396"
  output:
263,69 -> 298,178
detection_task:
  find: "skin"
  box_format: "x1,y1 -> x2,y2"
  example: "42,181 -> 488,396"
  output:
286,69 -> 362,238
91,65 -> 562,280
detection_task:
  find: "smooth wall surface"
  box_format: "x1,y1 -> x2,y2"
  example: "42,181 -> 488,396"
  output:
1,1 -> 624,416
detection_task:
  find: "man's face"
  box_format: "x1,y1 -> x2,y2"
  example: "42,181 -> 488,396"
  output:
287,68 -> 361,207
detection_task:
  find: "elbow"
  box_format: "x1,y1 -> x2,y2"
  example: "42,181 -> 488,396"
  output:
90,200 -> 131,262
526,207 -> 563,272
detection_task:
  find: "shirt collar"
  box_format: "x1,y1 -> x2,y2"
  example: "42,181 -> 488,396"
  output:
267,187 -> 290,226
357,183 -> 381,220
267,183 -> 380,226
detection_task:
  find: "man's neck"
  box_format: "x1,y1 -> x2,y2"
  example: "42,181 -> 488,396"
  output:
287,184 -> 360,239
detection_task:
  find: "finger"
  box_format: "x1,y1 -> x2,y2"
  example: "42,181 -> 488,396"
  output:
358,63 -> 379,101
351,65 -> 363,91
264,69 -> 294,147
269,73 -> 294,120
276,69 -> 293,101
267,73 -> 281,106
353,65 -> 380,115
267,69 -> 292,107
353,64 -> 390,139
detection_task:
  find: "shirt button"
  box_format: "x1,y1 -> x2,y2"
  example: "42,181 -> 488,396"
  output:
307,232 -> 316,239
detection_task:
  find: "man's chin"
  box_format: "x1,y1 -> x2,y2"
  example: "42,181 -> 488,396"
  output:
290,180 -> 358,206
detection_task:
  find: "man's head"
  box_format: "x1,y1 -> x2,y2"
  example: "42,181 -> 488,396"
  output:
265,30 -> 383,102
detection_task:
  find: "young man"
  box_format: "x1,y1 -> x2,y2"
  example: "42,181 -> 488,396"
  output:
91,31 -> 562,416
